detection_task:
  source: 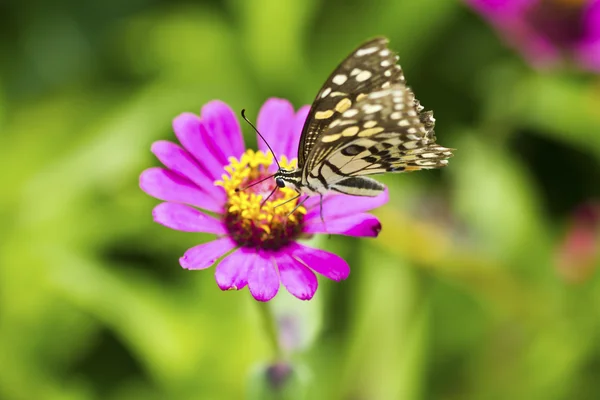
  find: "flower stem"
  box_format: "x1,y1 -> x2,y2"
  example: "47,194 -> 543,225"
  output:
257,301 -> 283,360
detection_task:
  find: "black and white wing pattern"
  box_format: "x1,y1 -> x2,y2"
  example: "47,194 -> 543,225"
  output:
303,84 -> 453,186
297,37 -> 405,168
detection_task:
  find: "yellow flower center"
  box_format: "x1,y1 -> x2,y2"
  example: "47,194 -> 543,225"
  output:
215,149 -> 306,250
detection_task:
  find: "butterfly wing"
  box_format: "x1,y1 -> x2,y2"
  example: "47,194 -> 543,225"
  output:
303,84 -> 453,189
297,37 -> 405,168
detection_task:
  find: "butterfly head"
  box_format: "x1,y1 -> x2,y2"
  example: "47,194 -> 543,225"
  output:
274,168 -> 303,192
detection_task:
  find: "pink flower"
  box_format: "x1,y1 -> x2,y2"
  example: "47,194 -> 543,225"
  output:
139,99 -> 388,301
466,0 -> 600,71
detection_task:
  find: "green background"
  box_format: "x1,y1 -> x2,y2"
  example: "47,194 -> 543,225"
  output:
2,0 -> 600,399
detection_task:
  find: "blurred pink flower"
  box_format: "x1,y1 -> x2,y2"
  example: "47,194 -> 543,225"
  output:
556,202 -> 600,282
139,99 -> 387,301
466,0 -> 600,71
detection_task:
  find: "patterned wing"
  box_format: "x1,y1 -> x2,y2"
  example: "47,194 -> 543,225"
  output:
297,37 -> 405,168
303,84 -> 453,186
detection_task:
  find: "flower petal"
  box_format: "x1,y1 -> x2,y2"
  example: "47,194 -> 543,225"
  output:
201,100 -> 245,161
584,0 -> 600,39
466,0 -> 531,19
172,113 -> 227,181
139,167 -> 223,214
152,202 -> 227,234
256,98 -> 295,159
289,243 -> 350,281
151,140 -> 225,204
275,252 -> 318,300
179,237 -> 237,270
576,39 -> 600,72
247,251 -> 280,301
215,247 -> 251,290
304,213 -> 382,238
304,188 -> 389,221
288,105 -> 311,160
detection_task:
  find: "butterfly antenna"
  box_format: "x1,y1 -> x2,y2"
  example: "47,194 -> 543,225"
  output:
241,109 -> 281,170
260,186 -> 279,207
235,173 -> 276,193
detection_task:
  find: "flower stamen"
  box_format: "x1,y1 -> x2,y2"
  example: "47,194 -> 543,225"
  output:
215,149 -> 306,250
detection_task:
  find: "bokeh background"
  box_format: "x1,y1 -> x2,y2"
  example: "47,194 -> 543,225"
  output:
2,0 -> 600,399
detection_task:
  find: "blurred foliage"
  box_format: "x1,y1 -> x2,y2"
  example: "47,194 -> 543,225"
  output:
1,0 -> 600,399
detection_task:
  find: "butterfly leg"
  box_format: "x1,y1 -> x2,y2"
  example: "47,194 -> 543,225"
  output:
319,194 -> 331,237
286,195 -> 309,218
319,194 -> 325,224
274,193 -> 301,209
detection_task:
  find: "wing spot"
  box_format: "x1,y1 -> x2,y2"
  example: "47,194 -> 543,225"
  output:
363,104 -> 383,114
329,119 -> 342,128
381,82 -> 391,88
315,110 -> 334,119
363,120 -> 377,128
390,112 -> 403,120
370,90 -> 389,99
343,109 -> 359,118
321,87 -> 332,98
402,141 -> 418,149
350,68 -> 361,76
394,103 -> 405,110
384,70 -> 392,77
358,127 -> 385,137
355,70 -> 372,82
342,126 -> 360,137
398,120 -> 410,127
321,133 -> 342,143
381,60 -> 392,67
341,144 -> 365,156
407,128 -> 418,134
332,74 -> 348,85
335,98 -> 352,113
330,91 -> 347,97
356,46 -> 379,57
356,93 -> 368,101
421,152 -> 438,158
407,110 -> 417,117
380,49 -> 391,56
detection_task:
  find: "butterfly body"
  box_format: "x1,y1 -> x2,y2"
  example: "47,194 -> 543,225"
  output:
273,37 -> 453,199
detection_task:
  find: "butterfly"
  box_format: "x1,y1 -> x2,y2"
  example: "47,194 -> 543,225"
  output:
269,37 -> 453,206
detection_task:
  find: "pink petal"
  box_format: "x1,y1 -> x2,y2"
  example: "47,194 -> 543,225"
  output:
151,140 -> 225,204
304,213 -> 382,238
256,98 -> 295,159
275,252 -> 318,300
247,251 -> 280,301
152,202 -> 227,234
288,105 -> 311,160
179,237 -> 237,270
584,0 -> 600,39
201,101 -> 245,162
172,113 -> 228,181
467,0 -> 562,68
139,167 -> 224,214
215,247 -> 252,290
304,189 -> 389,221
466,0 -> 532,19
289,243 -> 350,281
576,39 -> 600,72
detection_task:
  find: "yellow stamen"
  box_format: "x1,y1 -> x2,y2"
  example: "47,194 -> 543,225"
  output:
215,149 -> 306,247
